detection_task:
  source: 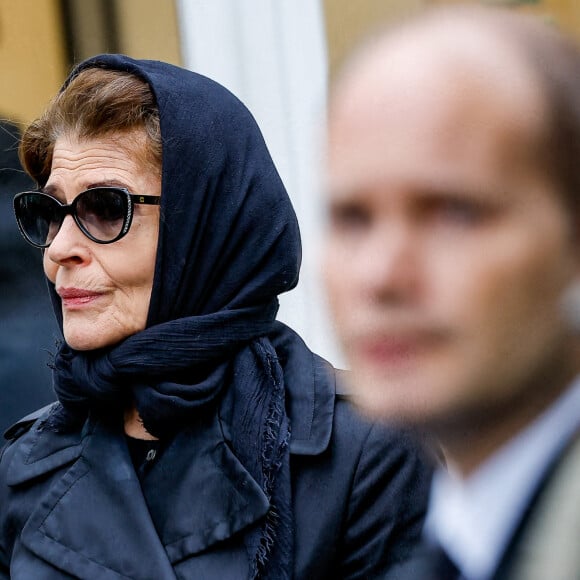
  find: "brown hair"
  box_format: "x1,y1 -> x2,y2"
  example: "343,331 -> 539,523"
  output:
448,8 -> 580,213
513,17 -> 580,213
471,6 -> 580,213
20,67 -> 162,186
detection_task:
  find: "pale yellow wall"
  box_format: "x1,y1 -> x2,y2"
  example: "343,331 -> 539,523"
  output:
430,0 -> 580,39
324,0 -> 426,80
4,0 -> 580,125
324,0 -> 580,81
0,0 -> 181,127
0,0 -> 67,125
511,0 -> 580,40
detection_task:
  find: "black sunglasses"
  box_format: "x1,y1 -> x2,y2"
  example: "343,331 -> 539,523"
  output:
13,187 -> 161,248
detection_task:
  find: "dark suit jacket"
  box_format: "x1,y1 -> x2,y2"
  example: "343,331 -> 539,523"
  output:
495,428 -> 580,580
394,425 -> 580,580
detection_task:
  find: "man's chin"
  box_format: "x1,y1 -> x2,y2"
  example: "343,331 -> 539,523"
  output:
346,369 -> 455,427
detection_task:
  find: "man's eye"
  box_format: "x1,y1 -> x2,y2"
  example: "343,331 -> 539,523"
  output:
431,197 -> 487,225
328,202 -> 371,232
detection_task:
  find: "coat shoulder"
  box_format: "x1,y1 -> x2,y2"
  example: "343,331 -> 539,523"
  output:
292,369 -> 434,579
3,403 -> 58,442
0,402 -> 83,488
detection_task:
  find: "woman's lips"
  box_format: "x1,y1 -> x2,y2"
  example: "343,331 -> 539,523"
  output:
58,287 -> 103,309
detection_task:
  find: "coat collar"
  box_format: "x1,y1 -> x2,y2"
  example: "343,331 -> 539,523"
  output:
5,403 -> 85,486
4,326 -> 339,576
7,410 -> 269,578
269,322 -> 336,455
4,324 -> 339,462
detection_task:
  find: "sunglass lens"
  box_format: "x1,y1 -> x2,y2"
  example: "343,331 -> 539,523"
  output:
75,189 -> 127,242
15,193 -> 62,247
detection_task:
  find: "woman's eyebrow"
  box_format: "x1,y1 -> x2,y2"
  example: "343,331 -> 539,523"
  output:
41,180 -> 130,196
40,183 -> 60,197
84,180 -> 129,190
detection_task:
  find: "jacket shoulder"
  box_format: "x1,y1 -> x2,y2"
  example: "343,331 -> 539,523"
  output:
3,403 -> 59,442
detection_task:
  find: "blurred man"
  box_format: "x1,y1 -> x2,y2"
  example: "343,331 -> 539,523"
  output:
0,121 -> 57,433
324,6 -> 580,579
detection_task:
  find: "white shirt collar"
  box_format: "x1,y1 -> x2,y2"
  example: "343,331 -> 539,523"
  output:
424,375 -> 580,580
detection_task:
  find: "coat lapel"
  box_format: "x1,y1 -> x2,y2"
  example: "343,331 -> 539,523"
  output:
269,323 -> 336,456
17,418 -> 177,580
495,428 -> 580,580
6,407 -> 85,487
10,411 -> 270,578
139,410 -> 270,564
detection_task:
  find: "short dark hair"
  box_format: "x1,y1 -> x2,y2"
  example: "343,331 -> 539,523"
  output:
510,14 -> 580,213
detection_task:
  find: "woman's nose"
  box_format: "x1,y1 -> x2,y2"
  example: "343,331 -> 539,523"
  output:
45,215 -> 90,266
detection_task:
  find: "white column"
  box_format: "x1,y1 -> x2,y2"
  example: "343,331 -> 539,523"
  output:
176,0 -> 343,366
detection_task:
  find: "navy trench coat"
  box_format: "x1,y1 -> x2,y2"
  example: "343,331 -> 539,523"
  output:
0,356 -> 431,580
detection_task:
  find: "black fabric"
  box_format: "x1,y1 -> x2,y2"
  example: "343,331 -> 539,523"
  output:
126,435 -> 162,476
47,54 -> 301,579
396,542 -> 462,580
0,391 -> 433,579
428,545 -> 461,580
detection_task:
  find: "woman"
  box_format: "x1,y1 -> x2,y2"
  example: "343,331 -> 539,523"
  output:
0,55 -> 431,579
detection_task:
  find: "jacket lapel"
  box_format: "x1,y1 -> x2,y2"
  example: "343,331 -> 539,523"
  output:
270,323 -> 336,456
6,408 -> 85,486
16,418 -> 177,580
11,411 -> 270,577
139,410 -> 270,564
495,428 -> 580,580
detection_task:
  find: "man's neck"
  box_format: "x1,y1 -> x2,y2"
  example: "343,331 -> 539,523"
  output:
424,375 -> 580,580
438,357 -> 580,477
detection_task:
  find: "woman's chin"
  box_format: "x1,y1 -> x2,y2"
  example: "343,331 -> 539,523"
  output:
64,330 -> 119,351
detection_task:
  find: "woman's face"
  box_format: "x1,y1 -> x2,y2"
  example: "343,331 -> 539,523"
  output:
43,133 -> 161,351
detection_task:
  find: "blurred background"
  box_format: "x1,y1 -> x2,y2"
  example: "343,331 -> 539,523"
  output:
1,0 -> 578,431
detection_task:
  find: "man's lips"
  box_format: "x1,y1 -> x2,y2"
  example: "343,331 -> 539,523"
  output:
57,287 -> 103,307
355,337 -> 418,363
350,329 -> 447,365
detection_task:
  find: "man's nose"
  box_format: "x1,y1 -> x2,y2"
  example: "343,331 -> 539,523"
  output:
356,223 -> 420,303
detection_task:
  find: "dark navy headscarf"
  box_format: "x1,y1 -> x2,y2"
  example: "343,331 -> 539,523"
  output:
49,54 -> 300,578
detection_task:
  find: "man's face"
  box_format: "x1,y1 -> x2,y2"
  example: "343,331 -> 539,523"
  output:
323,43 -> 579,437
